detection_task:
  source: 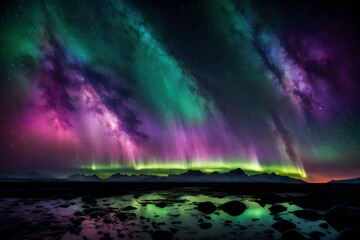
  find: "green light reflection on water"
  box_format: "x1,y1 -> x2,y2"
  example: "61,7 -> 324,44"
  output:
94,192 -> 336,239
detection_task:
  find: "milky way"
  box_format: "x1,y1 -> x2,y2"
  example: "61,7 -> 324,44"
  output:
1,0 -> 359,182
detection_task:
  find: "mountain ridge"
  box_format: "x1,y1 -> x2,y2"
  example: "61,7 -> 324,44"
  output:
3,169 -> 359,183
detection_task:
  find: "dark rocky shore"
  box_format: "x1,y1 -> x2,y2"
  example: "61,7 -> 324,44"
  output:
0,183 -> 359,239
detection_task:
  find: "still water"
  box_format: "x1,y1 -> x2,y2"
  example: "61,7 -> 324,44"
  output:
0,188 -> 337,239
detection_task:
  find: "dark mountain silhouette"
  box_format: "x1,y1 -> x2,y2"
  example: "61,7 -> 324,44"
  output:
68,173 -> 101,181
250,172 -> 305,183
64,169 -> 304,183
0,171 -> 56,181
0,169 -> 308,183
328,177 -> 360,184
226,168 -> 247,177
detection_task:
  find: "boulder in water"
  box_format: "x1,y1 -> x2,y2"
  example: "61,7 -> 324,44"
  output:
197,201 -> 216,214
219,201 -> 246,216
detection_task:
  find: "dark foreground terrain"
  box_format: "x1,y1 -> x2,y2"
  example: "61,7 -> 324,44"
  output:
0,183 -> 359,240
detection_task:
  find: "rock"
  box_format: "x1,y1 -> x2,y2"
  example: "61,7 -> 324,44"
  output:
281,230 -> 306,240
337,228 -> 360,240
59,204 -> 70,208
197,201 -> 216,214
323,205 -> 360,231
269,205 -> 287,214
117,213 -> 128,221
264,229 -> 274,234
260,193 -> 287,204
117,233 -> 126,238
319,222 -> 329,229
122,206 -> 137,211
81,196 -> 97,205
103,218 -> 112,224
199,223 -> 212,229
100,232 -> 112,240
83,207 -> 103,214
155,202 -> 167,208
89,211 -> 106,218
169,228 -> 179,234
271,220 -> 296,233
219,201 -> 246,216
151,230 -> 173,240
74,211 -> 83,216
309,231 -> 326,238
292,210 -> 322,221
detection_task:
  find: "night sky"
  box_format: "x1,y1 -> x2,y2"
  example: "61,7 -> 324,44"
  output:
1,0 -> 360,182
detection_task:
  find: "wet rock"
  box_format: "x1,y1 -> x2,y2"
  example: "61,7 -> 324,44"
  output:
260,193 -> 287,204
122,206 -> 137,211
197,201 -> 216,214
264,229 -> 274,234
219,201 -> 246,216
117,213 -> 128,221
337,228 -> 360,240
323,205 -> 360,231
74,211 -> 83,216
81,196 -> 97,205
155,202 -> 167,208
169,228 -> 179,234
269,205 -> 287,214
59,204 -> 70,208
151,230 -> 173,240
89,211 -> 106,218
68,225 -> 82,235
309,231 -> 326,238
199,223 -> 212,229
83,207 -> 103,214
319,222 -> 329,229
281,230 -> 306,240
103,218 -> 112,224
100,232 -> 113,240
292,210 -> 322,221
271,220 -> 296,233
71,219 -> 82,225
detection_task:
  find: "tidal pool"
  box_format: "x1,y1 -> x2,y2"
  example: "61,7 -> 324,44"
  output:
0,188 -> 338,239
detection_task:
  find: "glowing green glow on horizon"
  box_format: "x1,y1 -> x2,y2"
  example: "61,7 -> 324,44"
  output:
78,158 -> 307,179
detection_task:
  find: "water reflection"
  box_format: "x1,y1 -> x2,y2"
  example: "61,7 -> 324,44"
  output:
0,189 -> 338,239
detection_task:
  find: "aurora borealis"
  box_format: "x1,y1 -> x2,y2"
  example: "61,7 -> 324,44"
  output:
0,0 -> 359,182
